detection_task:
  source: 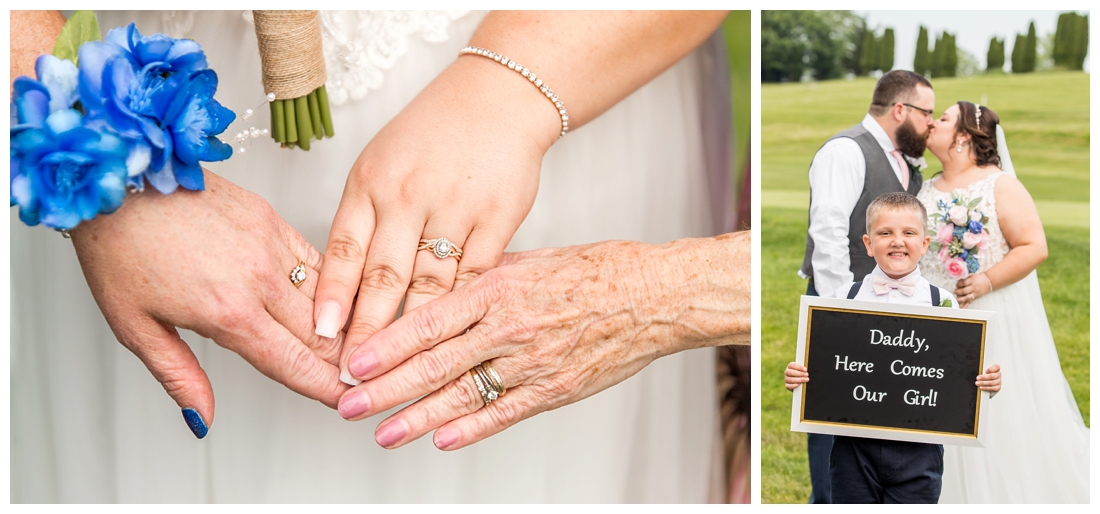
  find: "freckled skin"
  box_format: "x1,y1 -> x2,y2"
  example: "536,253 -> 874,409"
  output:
69,171 -> 350,430
341,232 -> 751,449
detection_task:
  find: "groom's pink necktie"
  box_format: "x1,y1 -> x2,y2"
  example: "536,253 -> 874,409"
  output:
890,149 -> 910,190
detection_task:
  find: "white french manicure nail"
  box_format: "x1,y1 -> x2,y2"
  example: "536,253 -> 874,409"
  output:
340,367 -> 362,386
315,300 -> 341,339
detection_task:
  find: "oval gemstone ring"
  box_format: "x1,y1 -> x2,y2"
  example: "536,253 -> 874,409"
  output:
418,237 -> 463,261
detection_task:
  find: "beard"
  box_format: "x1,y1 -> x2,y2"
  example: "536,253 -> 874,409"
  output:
894,119 -> 928,158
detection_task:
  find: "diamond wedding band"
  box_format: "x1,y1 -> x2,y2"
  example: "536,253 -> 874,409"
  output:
289,261 -> 306,287
470,362 -> 505,407
419,237 -> 462,261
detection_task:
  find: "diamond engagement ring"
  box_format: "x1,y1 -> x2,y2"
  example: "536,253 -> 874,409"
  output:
418,237 -> 463,261
470,362 -> 505,407
289,261 -> 306,287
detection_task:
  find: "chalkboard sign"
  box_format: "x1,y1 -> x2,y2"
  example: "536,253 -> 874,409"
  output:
790,296 -> 994,447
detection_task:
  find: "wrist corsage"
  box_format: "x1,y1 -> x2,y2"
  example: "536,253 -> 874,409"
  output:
929,193 -> 990,280
10,11 -> 235,231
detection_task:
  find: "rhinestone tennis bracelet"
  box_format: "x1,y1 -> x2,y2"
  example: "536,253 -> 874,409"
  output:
459,46 -> 569,138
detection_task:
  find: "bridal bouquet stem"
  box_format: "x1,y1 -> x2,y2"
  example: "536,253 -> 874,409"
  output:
929,193 -> 990,280
253,10 -> 334,151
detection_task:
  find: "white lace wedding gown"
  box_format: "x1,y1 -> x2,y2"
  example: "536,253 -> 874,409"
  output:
917,172 -> 1090,503
10,11 -> 733,502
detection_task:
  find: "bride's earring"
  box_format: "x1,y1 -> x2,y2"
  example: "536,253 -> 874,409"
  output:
957,143 -> 963,153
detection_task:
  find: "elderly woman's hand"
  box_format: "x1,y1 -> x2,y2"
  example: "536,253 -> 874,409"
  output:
335,232 -> 749,450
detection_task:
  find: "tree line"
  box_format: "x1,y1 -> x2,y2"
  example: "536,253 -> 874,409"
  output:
762,11 -> 1089,82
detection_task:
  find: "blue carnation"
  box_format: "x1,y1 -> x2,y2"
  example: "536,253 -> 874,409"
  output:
968,220 -> 983,234
965,254 -> 980,274
77,23 -> 233,194
11,55 -> 79,131
10,109 -> 128,230
953,225 -> 966,240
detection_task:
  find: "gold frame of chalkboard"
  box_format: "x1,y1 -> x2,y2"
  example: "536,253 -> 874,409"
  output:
789,296 -> 995,447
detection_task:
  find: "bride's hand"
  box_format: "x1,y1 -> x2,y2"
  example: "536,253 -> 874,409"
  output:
70,171 -> 349,437
955,272 -> 993,308
313,56 -> 556,383
312,11 -> 730,384
334,233 -> 749,450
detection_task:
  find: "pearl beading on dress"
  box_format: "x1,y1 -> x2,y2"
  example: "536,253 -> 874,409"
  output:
459,46 -> 569,138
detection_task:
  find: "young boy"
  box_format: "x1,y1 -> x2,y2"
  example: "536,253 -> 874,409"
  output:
785,192 -> 1002,504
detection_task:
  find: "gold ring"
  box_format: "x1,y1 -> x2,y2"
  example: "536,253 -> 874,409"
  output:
419,237 -> 463,261
289,261 -> 306,287
470,361 -> 505,407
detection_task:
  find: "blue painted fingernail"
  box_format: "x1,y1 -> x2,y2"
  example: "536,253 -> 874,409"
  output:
182,408 -> 208,439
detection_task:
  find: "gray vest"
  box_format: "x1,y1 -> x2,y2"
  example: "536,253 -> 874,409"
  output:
800,123 -> 923,281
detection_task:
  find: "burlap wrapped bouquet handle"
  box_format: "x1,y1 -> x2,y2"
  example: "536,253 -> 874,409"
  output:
253,10 -> 333,150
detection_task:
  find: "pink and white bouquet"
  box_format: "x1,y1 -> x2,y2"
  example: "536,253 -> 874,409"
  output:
928,194 -> 990,280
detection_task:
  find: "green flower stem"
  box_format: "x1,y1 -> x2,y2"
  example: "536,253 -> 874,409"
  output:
284,98 -> 298,144
307,90 -> 323,137
269,86 -> 334,149
317,85 -> 334,137
271,99 -> 286,143
294,96 -> 312,151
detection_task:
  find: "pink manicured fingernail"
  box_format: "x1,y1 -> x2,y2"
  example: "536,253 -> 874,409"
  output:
338,391 -> 370,419
376,419 -> 409,448
315,300 -> 341,339
434,428 -> 460,449
349,350 -> 378,378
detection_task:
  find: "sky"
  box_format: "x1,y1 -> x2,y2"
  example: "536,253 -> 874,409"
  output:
859,10 -> 1090,73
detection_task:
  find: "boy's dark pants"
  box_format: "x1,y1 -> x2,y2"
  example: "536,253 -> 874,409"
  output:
830,436 -> 943,503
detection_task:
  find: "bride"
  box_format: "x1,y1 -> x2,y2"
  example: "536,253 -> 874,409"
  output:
916,101 -> 1089,503
10,11 -> 740,502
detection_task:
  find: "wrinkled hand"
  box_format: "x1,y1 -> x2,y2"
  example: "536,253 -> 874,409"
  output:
70,171 -> 348,437
976,364 -> 1001,393
313,57 -> 557,384
955,272 -> 992,308
785,362 -> 809,391
336,233 -> 749,450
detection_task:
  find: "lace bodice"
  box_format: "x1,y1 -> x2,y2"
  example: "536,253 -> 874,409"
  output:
917,172 -> 1011,289
161,11 -> 470,106
317,10 -> 469,105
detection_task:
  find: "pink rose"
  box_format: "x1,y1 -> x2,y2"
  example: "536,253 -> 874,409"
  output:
970,210 -> 982,221
978,231 -> 990,250
948,206 -> 969,225
945,257 -> 970,280
962,231 -> 982,249
936,224 -> 955,245
938,246 -> 951,263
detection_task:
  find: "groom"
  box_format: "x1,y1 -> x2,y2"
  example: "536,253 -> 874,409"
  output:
798,69 -> 934,503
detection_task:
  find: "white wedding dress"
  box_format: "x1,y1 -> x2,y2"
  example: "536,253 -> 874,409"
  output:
10,11 -> 734,502
917,172 -> 1090,503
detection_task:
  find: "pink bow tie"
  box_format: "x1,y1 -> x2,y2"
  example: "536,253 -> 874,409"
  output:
872,275 -> 917,296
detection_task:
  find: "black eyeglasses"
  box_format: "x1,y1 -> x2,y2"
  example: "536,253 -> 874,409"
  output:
901,103 -> 934,116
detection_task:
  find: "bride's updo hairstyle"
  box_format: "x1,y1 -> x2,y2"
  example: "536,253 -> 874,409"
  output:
955,101 -> 1000,167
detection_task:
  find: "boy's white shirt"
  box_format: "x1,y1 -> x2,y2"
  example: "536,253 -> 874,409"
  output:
833,265 -> 958,309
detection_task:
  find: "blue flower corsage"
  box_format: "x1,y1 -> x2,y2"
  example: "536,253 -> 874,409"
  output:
10,12 -> 235,232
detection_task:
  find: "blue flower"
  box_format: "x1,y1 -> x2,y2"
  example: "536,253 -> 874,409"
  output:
10,109 -> 128,230
959,248 -> 969,260
77,23 -> 233,193
953,225 -> 966,241
968,220 -> 983,234
965,254 -> 980,274
11,55 -> 79,130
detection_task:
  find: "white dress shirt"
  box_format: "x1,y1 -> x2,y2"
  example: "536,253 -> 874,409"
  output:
833,265 -> 957,309
800,114 -> 907,298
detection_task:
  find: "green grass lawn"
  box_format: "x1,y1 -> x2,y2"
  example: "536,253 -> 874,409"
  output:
761,72 -> 1090,504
